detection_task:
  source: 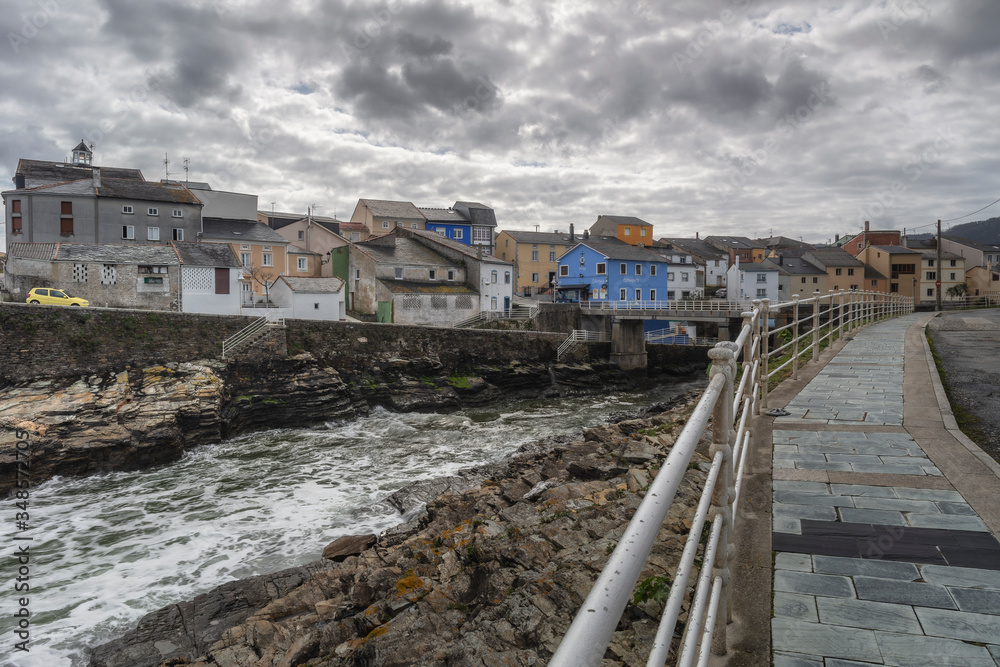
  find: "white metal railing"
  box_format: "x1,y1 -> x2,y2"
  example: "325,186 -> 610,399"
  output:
580,299 -> 750,314
452,304 -> 537,328
221,316 -> 285,358
550,290 -> 914,666
557,329 -> 609,358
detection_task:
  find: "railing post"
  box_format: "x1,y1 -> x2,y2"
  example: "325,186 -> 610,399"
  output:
707,343 -> 736,656
838,289 -> 845,340
792,294 -> 800,379
760,299 -> 770,410
812,291 -> 820,363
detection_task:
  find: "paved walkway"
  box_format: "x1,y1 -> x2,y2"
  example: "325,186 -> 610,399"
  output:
769,313 -> 1000,667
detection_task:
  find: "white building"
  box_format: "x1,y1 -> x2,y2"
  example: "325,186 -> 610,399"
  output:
726,258 -> 780,303
270,276 -> 346,321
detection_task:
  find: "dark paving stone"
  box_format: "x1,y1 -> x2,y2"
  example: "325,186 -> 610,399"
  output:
939,547 -> 1000,571
953,532 -> 1000,551
862,546 -> 948,565
801,519 -> 875,537
854,576 -> 957,609
773,533 -> 862,559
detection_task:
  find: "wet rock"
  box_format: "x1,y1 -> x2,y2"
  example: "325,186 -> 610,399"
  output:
322,534 -> 377,561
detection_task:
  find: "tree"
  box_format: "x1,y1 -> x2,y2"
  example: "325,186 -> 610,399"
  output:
946,283 -> 968,299
246,263 -> 278,305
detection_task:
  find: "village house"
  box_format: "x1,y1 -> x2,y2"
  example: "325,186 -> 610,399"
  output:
587,215 -> 654,246
5,241 -> 242,314
855,245 -> 921,299
802,247 -> 873,293
917,249 -> 966,303
269,276 -> 346,321
494,229 -> 582,297
201,218 -> 289,304
407,228 -> 514,312
659,236 -> 728,289
555,241 -> 669,304
726,259 -> 780,303
705,236 -> 766,267
761,254 -> 828,299
847,221 -> 901,256
649,242 -> 703,299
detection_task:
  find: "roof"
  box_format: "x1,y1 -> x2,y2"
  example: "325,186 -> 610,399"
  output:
358,236 -> 456,267
287,245 -> 320,256
360,199 -> 426,220
454,201 -> 497,228
872,245 -> 921,254
6,179 -> 97,196
162,179 -> 212,191
865,266 -> 887,280
338,221 -> 368,231
658,238 -> 727,260
57,243 -> 179,264
595,215 -> 653,227
278,276 -> 345,293
15,158 -> 144,186
379,279 -> 477,294
172,242 -> 241,268
766,257 -> 824,275
98,178 -> 202,204
7,242 -> 58,260
418,207 -> 468,223
571,241 -> 668,262
500,230 -> 576,245
72,141 -> 92,154
920,250 -> 964,261
943,235 -> 1000,252
805,248 -> 867,267
705,236 -> 761,250
755,236 -> 813,249
734,262 -> 778,272
202,219 -> 288,244
410,228 -> 510,264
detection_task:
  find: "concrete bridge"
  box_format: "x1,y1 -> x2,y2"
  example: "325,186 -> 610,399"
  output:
550,297 -> 1000,665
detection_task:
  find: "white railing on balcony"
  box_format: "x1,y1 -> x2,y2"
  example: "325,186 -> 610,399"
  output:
549,290 -> 914,667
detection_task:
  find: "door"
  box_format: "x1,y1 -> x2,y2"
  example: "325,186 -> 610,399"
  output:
504,296 -> 511,312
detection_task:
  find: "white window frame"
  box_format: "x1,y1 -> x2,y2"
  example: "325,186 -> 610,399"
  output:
297,257 -> 307,271
172,209 -> 183,218
241,253 -> 251,267
635,264 -> 642,276
634,288 -> 641,300
395,267 -> 403,280
429,269 -> 437,280
173,228 -> 184,241
650,289 -> 657,301
122,225 -> 135,239
650,265 -> 657,276
619,288 -> 627,300
147,207 -> 158,216
122,205 -> 133,214
382,221 -> 390,229
447,269 -> 455,281
454,229 -> 463,240
262,253 -> 273,267
147,226 -> 160,241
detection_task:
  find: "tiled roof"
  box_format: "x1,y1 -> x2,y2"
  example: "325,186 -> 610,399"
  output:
658,238 -> 727,260
943,235 -> 1000,252
172,242 -> 241,268
288,245 -> 320,255
873,245 -> 921,254
454,201 -> 497,228
410,229 -> 510,264
202,219 -> 288,244
501,230 -> 577,245
596,215 -> 652,227
574,241 -> 668,262
805,248 -> 866,267
360,199 -> 426,220
53,243 -> 179,264
98,178 -> 202,204
735,262 -> 779,272
865,266 -> 887,280
359,236 -> 455,267
419,207 -> 468,223
705,235 -> 760,250
7,242 -> 58,260
920,250 -> 964,261
379,279 -> 477,294
766,258 -> 824,275
279,276 -> 345,293
7,179 -> 97,196
16,158 -> 144,185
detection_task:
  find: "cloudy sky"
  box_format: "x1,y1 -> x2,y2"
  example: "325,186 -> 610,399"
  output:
2,0 -> 998,243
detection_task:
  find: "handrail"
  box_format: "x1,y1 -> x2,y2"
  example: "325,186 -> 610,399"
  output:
550,289 -> 915,666
221,317 -> 267,359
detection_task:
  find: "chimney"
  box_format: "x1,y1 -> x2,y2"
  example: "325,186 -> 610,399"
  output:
92,167 -> 101,189
864,220 -> 870,233
695,231 -> 700,239
583,229 -> 589,240
835,233 -> 840,242
569,223 -> 575,242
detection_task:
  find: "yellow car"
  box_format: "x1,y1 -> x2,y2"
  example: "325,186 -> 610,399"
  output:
26,287 -> 90,307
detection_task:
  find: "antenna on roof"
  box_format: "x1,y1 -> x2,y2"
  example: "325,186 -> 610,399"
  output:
163,153 -> 177,180
182,157 -> 190,182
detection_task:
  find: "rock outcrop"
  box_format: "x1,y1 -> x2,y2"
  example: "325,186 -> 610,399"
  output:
1,352 -> 685,495
89,393 -> 710,667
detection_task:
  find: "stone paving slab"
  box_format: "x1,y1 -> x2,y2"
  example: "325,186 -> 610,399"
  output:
771,314 -> 1000,666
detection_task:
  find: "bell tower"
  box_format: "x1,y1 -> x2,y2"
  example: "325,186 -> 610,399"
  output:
71,140 -> 92,166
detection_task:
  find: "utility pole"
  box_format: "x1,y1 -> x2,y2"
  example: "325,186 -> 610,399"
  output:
936,219 -> 942,312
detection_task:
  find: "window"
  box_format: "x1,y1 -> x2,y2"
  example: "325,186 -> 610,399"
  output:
650,265 -> 657,276
650,289 -> 656,301
314,303 -> 320,309
173,228 -> 184,241
60,201 -> 73,235
143,276 -> 164,285
596,263 -> 606,275
122,205 -> 133,214
756,273 -> 766,282
891,264 -> 915,274
624,228 -> 630,236
172,209 -> 183,218
950,273 -> 956,280
682,272 -> 690,282
756,288 -> 767,298
215,267 -> 230,295
620,288 -> 627,300
926,271 -> 936,280
396,221 -> 403,227
890,283 -> 899,293
447,269 -> 455,281
504,271 -> 511,284
349,232 -> 360,242
411,223 -> 418,229
872,280 -> 878,287
549,251 -> 556,261
679,256 -> 687,264
668,272 -> 675,280
147,226 -> 159,241
473,227 -> 491,243
491,270 -> 498,284
241,253 -> 251,267
241,244 -> 249,250
297,257 -> 307,271
11,199 -> 22,233
263,245 -> 271,251
635,289 -> 641,300
532,272 -> 539,282
847,268 -> 855,276
801,277 -> 807,283
122,225 -> 134,239
262,253 -> 272,267
147,207 -> 158,216
298,230 -> 304,240
950,259 -> 957,267
668,291 -> 675,300
640,227 -> 646,237
635,264 -> 642,276
395,267 -> 403,280
835,268 -> 842,276
620,263 -> 627,275
382,221 -> 390,229
491,296 -> 497,310
532,250 -> 539,261
850,284 -> 859,291
928,259 -> 935,267
355,269 -> 360,280
927,288 -> 934,297
812,277 -> 818,283
560,265 -> 569,276
425,269 -> 435,281
454,229 -> 463,240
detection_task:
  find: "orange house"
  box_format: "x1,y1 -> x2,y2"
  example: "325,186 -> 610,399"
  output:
587,215 -> 654,246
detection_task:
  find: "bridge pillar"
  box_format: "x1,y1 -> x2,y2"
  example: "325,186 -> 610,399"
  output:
610,319 -> 647,370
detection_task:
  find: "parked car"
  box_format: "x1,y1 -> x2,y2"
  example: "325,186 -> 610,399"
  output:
715,288 -> 727,299
25,288 -> 90,307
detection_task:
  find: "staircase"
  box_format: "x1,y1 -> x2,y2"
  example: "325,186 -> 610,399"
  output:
221,316 -> 286,359
556,329 -> 609,360
453,302 -> 538,328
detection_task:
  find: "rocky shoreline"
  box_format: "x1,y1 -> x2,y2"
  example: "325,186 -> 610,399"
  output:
0,351 -> 706,496
88,390 -> 710,667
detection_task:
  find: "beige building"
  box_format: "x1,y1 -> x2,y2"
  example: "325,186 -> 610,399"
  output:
803,247 -> 874,293
202,218 -> 290,302
495,229 -> 577,296
917,250 -> 966,304
856,245 -> 921,298
350,199 -> 426,235
272,218 -> 350,278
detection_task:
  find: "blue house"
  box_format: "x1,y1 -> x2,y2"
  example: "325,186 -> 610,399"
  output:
419,207 -> 472,246
555,241 -> 669,304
